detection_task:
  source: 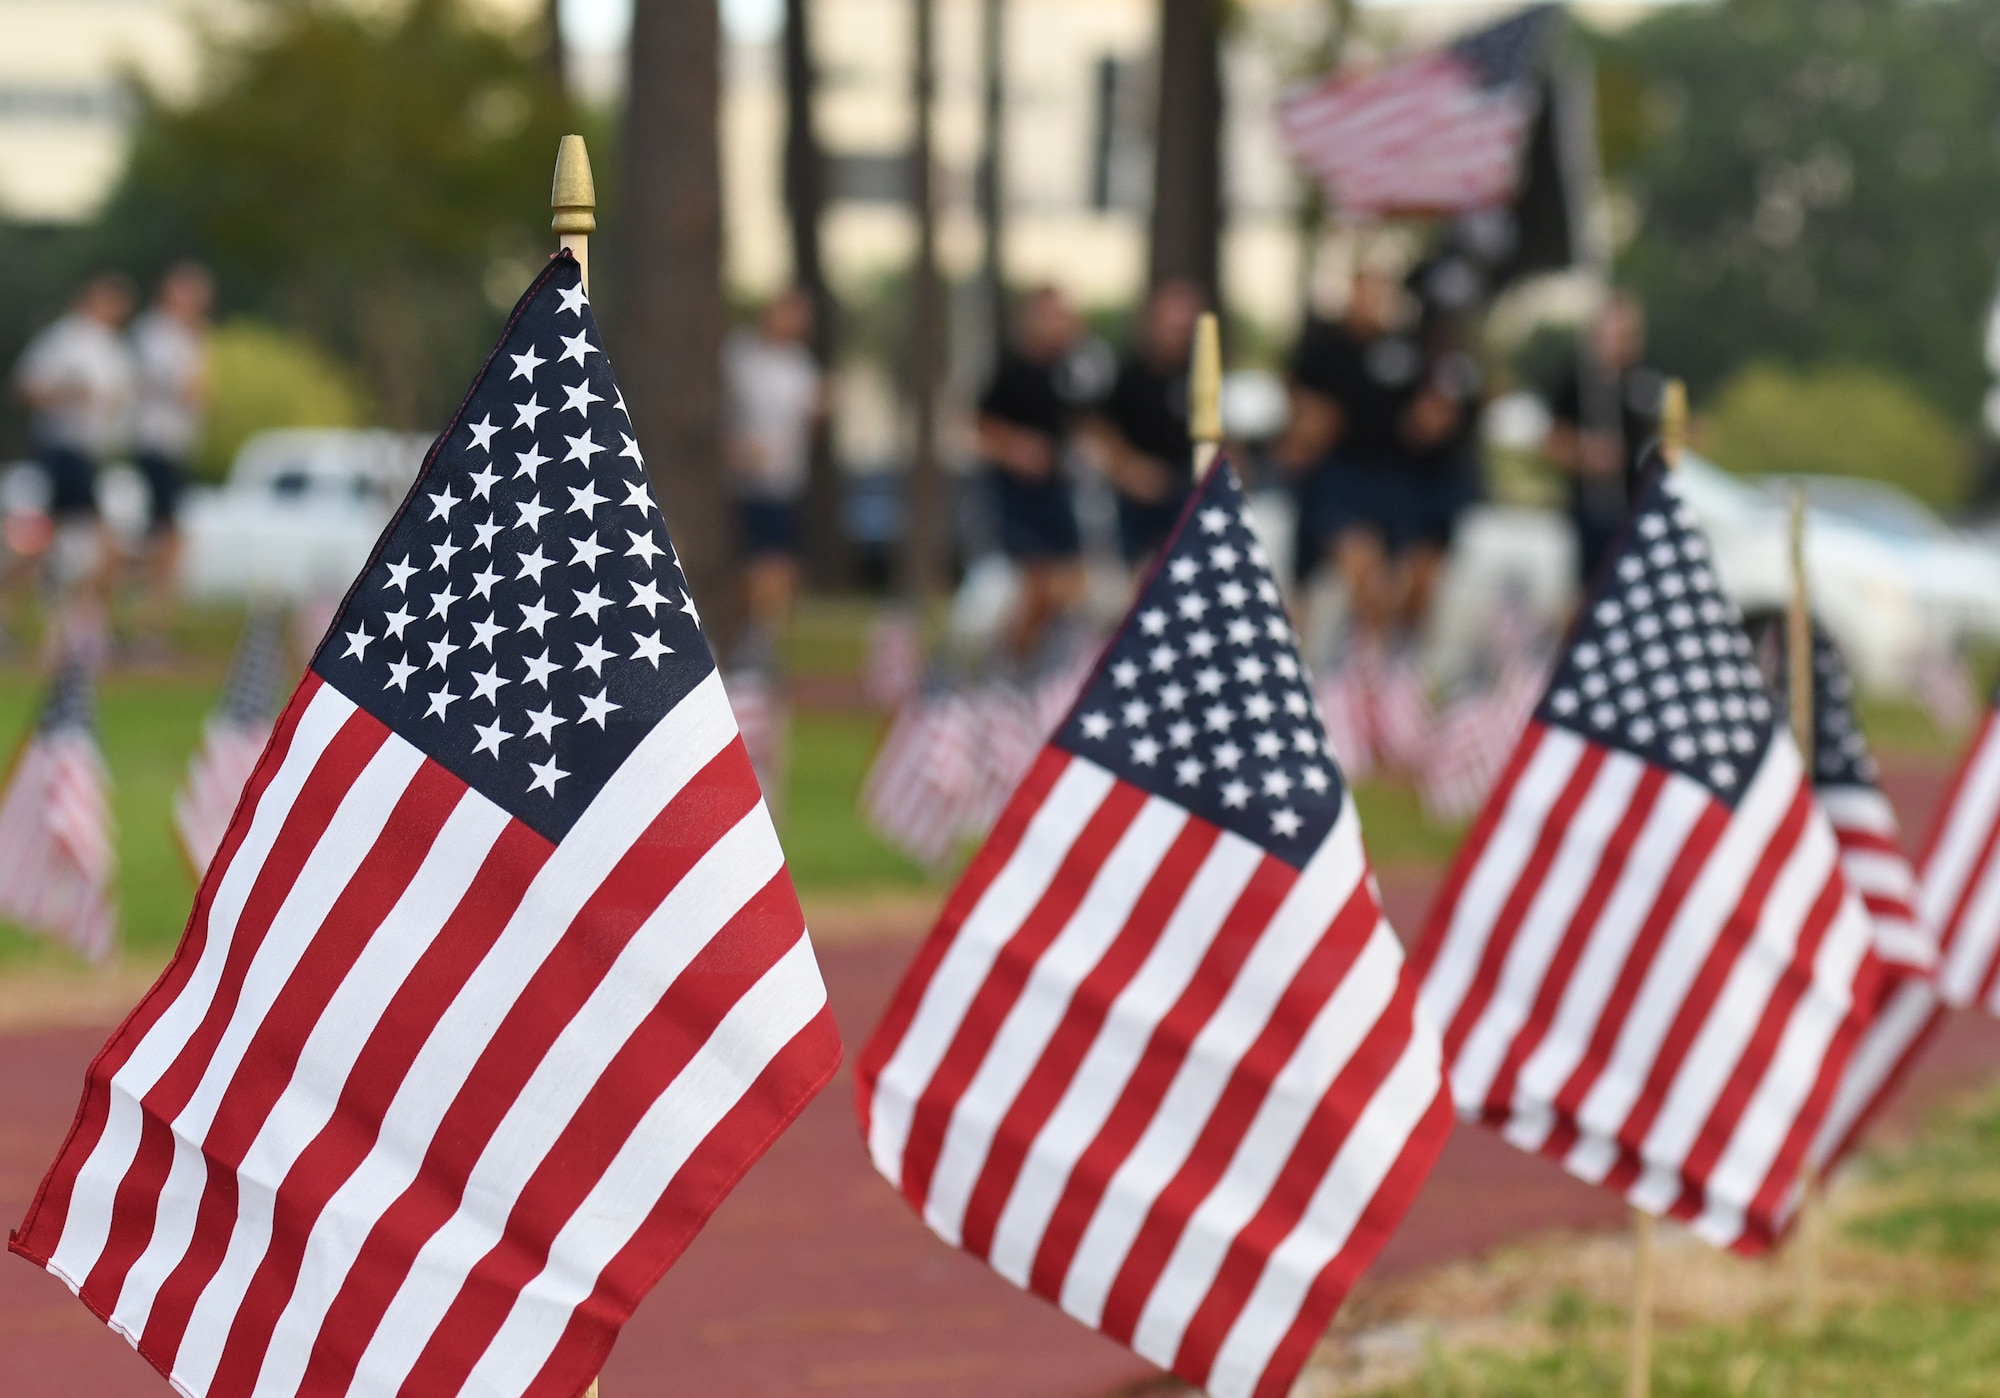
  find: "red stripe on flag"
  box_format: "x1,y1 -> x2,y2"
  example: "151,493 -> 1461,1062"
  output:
292,742 -> 766,1394
1097,885 -> 1380,1346
958,818 -> 1222,1261
1440,743 -> 1606,1062
396,874 -> 808,1393
203,818 -> 558,1395
1478,767 -> 1667,1123
136,760 -> 468,1367
1027,855 -> 1300,1300
856,747 -> 1072,1126
77,707 -> 390,1308
894,780 -> 1150,1213
12,674 -> 329,1262
525,1003 -> 843,1396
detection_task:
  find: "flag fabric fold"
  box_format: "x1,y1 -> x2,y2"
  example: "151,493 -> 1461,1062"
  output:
858,459 -> 1451,1398
1918,682 -> 2000,1017
11,252 -> 842,1398
1751,617 -> 1940,1178
0,654 -> 114,963
1415,462 -> 1881,1254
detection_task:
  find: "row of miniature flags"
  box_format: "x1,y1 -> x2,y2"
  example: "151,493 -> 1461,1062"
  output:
11,248 -> 2000,1398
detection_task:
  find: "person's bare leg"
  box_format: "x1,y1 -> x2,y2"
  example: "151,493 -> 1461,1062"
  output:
1334,528 -> 1393,645
1400,542 -> 1443,639
739,555 -> 799,669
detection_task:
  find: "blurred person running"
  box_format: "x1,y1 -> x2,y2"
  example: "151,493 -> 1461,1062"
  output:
978,285 -> 1087,664
725,286 -> 826,668
1087,278 -> 1205,570
127,260 -> 214,660
1396,321 -> 1484,635
13,273 -> 136,648
1276,267 -> 1424,645
1544,290 -> 1664,588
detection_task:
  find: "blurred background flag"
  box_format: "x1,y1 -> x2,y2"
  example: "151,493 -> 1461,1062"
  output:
858,460 -> 1450,1398
1748,617 -> 1942,1180
1916,678 -> 2000,1016
10,251 -> 842,1398
174,603 -> 288,875
1416,463 -> 1881,1254
0,652 -> 113,964
1277,4 -> 1561,218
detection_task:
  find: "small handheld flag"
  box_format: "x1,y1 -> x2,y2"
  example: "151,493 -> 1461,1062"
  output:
859,459 -> 1450,1398
175,605 -> 288,875
1752,618 -> 1940,1176
0,655 -> 113,962
11,251 -> 841,1398
1416,461 -> 1881,1253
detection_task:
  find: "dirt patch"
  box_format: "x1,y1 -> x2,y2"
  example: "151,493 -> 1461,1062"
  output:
0,959 -> 165,1033
802,891 -> 943,946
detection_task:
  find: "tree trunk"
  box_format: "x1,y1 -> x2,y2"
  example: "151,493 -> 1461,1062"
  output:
783,0 -> 849,587
902,0 -> 947,606
1149,0 -> 1223,307
976,0 -> 1008,362
620,0 -> 733,636
543,0 -> 568,99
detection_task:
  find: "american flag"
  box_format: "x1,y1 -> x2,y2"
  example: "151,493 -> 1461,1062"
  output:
1917,682 -> 2000,1015
858,460 -> 1451,1398
0,655 -> 113,963
1277,5 -> 1559,217
11,253 -> 842,1398
1750,619 -> 1939,1175
176,606 -> 289,875
723,666 -> 789,810
1415,464 -> 1881,1254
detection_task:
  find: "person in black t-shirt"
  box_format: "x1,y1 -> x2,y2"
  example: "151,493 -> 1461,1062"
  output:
1545,292 -> 1665,587
1398,329 -> 1484,631
1275,268 -> 1425,640
979,285 -> 1087,659
1088,278 -> 1205,567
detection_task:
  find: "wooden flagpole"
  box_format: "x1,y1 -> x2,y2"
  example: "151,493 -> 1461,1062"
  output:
1190,311 -> 1222,479
553,127 -> 602,1398
1787,480 -> 1824,1337
1625,375 -> 1688,1398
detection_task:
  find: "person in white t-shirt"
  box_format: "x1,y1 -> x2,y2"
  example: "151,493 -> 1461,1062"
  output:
725,288 -> 826,660
15,273 -> 136,523
128,261 -> 213,649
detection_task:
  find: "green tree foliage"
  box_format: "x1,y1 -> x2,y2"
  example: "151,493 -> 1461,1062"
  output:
196,319 -> 371,482
1599,0 -> 2000,424
1704,361 -> 1968,508
100,0 -> 579,431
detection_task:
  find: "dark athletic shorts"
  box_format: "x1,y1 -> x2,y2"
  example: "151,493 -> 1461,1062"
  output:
36,444 -> 98,519
736,498 -> 801,558
988,469 -> 1081,562
134,451 -> 188,531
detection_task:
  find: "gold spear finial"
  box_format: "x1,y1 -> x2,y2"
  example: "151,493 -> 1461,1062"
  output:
1190,311 -> 1222,445
551,133 -> 596,291
1659,377 -> 1687,467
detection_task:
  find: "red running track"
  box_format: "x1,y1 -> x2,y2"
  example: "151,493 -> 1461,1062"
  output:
6,758 -> 1998,1396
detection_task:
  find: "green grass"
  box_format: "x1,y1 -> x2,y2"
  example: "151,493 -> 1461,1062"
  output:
1363,1093 -> 2000,1397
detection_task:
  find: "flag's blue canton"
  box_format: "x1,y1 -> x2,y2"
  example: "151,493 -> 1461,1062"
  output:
1537,466 -> 1775,806
1054,461 -> 1343,868
1753,618 -> 1878,789
312,254 -> 713,843
39,660 -> 96,735
1453,4 -> 1557,88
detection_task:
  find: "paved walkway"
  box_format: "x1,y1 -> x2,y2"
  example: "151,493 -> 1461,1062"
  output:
5,755 -> 1996,1396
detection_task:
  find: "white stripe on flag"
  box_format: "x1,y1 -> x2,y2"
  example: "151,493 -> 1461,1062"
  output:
924,797 -> 1190,1245
867,756 -> 1116,1185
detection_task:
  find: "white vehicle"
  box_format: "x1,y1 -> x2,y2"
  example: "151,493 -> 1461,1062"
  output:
180,429 -> 431,601
1436,447 -> 2000,694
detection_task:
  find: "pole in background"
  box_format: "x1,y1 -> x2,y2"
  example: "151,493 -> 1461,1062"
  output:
553,139 -> 601,1398
1190,312 -> 1222,480
1625,374 -> 1688,1398
1788,479 -> 1825,1337
902,0 -> 946,609
552,134 -> 595,295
